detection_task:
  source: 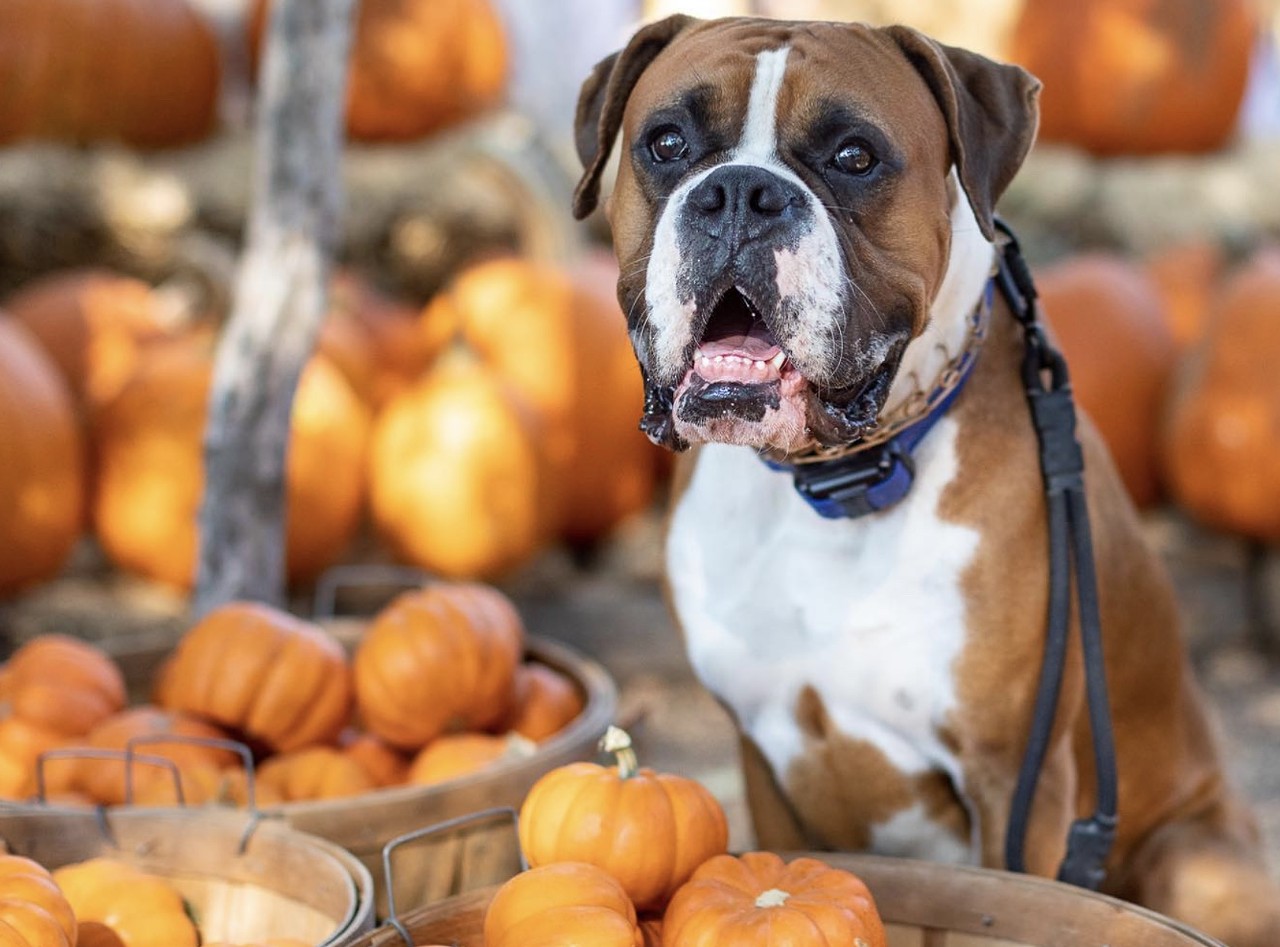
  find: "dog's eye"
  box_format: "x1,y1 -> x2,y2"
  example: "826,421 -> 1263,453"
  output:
649,128 -> 689,163
832,139 -> 877,175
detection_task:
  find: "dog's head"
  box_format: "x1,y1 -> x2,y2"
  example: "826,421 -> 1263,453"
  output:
574,17 -> 1039,453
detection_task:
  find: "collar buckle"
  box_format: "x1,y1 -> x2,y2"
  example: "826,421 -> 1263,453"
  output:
791,441 -> 915,520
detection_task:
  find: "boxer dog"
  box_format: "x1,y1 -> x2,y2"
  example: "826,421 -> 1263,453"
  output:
573,15 -> 1280,945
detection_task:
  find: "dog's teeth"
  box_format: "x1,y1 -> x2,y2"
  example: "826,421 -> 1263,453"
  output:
714,355 -> 724,363
769,351 -> 786,370
754,360 -> 766,371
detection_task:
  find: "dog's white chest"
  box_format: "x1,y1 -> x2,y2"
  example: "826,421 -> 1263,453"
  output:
667,418 -> 980,859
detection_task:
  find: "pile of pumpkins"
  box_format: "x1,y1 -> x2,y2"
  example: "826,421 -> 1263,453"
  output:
0,254 -> 661,599
0,580 -> 584,806
476,725 -> 886,947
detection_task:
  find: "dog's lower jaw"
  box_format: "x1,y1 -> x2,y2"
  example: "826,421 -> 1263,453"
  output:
640,381 -> 689,451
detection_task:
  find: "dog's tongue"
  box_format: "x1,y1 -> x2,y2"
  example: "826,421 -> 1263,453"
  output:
697,321 -> 781,361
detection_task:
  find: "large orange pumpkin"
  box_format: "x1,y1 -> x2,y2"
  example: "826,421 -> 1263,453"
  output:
0,636 -> 126,738
1037,254 -> 1178,508
0,855 -> 77,947
1010,0 -> 1255,155
353,582 -> 524,749
518,726 -> 729,912
662,852 -> 887,947
52,859 -> 196,947
368,351 -> 553,579
0,0 -> 219,149
1163,249 -> 1280,541
91,342 -> 370,589
155,602 -> 352,754
0,320 -> 84,597
483,862 -> 643,947
1144,239 -> 1228,354
249,0 -> 508,142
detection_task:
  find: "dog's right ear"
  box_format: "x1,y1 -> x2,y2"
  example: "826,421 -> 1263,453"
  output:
573,14 -> 696,220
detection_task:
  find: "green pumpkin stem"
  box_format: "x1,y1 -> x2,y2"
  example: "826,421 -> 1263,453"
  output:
599,724 -> 639,779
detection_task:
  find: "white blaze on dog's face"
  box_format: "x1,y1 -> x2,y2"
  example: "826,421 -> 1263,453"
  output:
574,17 -> 1039,455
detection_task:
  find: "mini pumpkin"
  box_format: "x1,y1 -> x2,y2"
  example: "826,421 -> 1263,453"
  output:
0,717 -> 67,801
154,602 -> 352,754
257,746 -> 377,802
0,636 -> 126,739
503,663 -> 584,742
52,859 -> 196,947
518,726 -> 728,912
662,852 -> 887,947
483,862 -> 642,947
0,855 -> 77,947
338,730 -> 411,787
407,732 -> 530,787
353,582 -> 524,749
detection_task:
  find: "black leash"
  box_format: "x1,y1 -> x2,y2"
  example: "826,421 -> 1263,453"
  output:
995,218 -> 1119,890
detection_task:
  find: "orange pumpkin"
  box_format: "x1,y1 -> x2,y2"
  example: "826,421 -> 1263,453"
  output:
483,862 -> 643,947
0,718 -> 67,801
155,602 -> 352,754
91,343 -> 370,589
1010,0 -> 1255,156
52,859 -> 196,947
249,0 -> 507,142
662,852 -> 887,947
368,350 -> 553,579
518,726 -> 729,912
1037,254 -> 1177,508
1163,249 -> 1280,541
257,746 -> 377,802
353,582 -> 524,748
0,0 -> 220,149
0,855 -> 77,947
73,925 -> 125,947
338,730 -> 411,787
406,732 -> 528,787
0,320 -> 84,597
503,663 -> 584,742
1144,239 -> 1228,354
0,636 -> 126,738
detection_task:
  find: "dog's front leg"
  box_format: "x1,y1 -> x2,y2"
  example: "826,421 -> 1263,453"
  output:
738,732 -> 812,851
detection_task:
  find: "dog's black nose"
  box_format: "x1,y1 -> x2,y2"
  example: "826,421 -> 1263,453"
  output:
687,164 -> 803,240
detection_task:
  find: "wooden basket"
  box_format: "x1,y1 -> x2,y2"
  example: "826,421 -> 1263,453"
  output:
0,806 -> 375,946
346,853 -> 1225,947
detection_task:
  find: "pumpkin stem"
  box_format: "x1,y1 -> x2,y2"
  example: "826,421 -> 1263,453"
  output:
599,725 -> 639,779
755,888 -> 791,908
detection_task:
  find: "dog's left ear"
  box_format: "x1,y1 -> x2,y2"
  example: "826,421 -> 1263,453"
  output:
572,14 -> 696,220
884,26 -> 1041,241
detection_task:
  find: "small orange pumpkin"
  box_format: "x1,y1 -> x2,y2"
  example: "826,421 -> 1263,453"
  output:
662,852 -> 887,947
52,858 -> 196,947
353,582 -> 524,749
0,636 -> 126,738
0,717 -> 67,801
1144,239 -> 1228,354
406,732 -> 529,787
503,663 -> 584,742
518,726 -> 728,912
257,746 -> 377,802
0,855 -> 77,947
338,730 -> 411,787
155,601 -> 352,754
483,862 -> 643,947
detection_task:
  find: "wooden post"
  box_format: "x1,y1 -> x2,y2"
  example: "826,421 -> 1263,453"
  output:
194,0 -> 355,616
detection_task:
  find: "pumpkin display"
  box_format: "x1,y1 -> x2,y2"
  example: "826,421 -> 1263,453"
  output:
1037,253 -> 1178,508
0,636 -> 126,738
0,320 -> 85,597
256,746 -> 377,802
368,350 -> 553,579
91,343 -> 370,589
482,862 -> 643,947
425,257 -> 657,543
1144,239 -> 1228,354
1163,249 -> 1280,541
662,852 -> 887,947
0,0 -> 219,149
0,855 -> 77,947
1009,0 -> 1255,155
503,663 -> 585,742
406,732 -> 529,787
353,582 -> 524,748
518,726 -> 728,912
154,601 -> 352,754
52,858 -> 197,947
249,0 -> 507,142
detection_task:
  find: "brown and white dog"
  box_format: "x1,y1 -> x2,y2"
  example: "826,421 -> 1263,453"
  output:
573,14 -> 1280,946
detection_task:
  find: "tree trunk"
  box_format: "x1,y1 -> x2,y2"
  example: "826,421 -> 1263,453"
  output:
194,0 -> 355,616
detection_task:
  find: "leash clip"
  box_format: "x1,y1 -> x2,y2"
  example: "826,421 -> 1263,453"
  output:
1056,814 -> 1118,891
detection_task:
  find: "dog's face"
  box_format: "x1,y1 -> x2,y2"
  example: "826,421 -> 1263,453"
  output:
574,17 -> 1039,453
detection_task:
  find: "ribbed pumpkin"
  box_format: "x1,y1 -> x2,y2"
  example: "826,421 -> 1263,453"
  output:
1038,254 -> 1177,508
1144,239 -> 1228,354
426,257 -> 656,543
249,0 -> 507,142
406,732 -> 529,787
368,350 -> 553,579
0,320 -> 84,597
0,717 -> 66,801
154,601 -> 352,753
0,855 -> 77,947
503,663 -> 584,742
0,635 -> 126,738
518,726 -> 729,912
257,746 -> 377,801
1010,0 -> 1255,155
0,0 -> 219,148
52,859 -> 196,947
1163,249 -> 1280,541
662,852 -> 887,947
483,862 -> 643,947
353,582 -> 524,749
91,342 -> 370,589
338,730 -> 410,787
